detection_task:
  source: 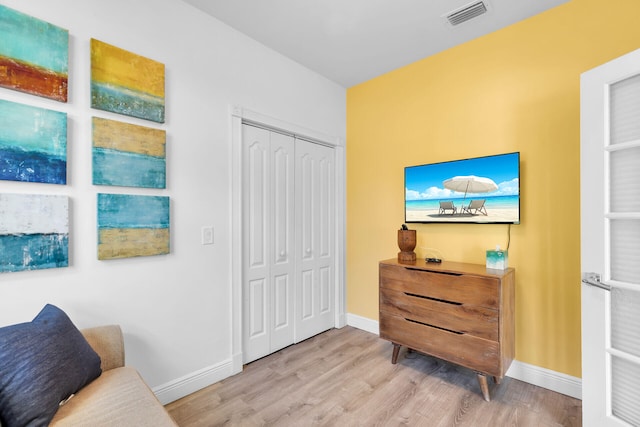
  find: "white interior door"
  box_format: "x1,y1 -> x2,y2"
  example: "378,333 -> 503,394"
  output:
295,138 -> 335,342
242,125 -> 295,363
581,48 -> 640,426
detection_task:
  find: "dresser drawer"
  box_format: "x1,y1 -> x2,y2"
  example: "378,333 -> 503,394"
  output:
379,287 -> 498,341
380,312 -> 501,376
379,263 -> 499,309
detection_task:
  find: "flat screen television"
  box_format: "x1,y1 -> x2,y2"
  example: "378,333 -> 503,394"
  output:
405,152 -> 520,224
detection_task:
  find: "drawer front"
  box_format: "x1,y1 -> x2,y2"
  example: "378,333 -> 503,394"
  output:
380,312 -> 501,376
379,287 -> 498,341
379,263 -> 499,309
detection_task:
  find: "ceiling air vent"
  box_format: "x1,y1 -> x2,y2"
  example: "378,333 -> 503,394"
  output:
446,1 -> 488,26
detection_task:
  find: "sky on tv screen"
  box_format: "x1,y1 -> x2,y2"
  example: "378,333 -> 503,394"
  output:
405,153 -> 519,201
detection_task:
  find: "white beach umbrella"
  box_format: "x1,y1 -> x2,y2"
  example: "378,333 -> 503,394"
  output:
443,175 -> 498,198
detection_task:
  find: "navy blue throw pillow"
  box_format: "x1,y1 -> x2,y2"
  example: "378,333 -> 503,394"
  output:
0,304 -> 102,427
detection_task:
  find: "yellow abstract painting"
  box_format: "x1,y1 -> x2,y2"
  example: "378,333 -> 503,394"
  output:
91,39 -> 165,123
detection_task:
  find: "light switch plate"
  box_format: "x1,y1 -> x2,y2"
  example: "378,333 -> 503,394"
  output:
201,226 -> 214,245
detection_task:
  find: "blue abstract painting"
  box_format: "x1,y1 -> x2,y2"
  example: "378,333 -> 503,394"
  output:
0,99 -> 67,184
0,193 -> 69,273
97,193 -> 170,260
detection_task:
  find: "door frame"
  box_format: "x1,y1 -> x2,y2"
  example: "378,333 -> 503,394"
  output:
229,105 -> 346,373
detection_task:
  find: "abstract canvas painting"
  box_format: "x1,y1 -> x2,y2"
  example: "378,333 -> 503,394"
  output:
0,4 -> 69,102
91,39 -> 165,123
0,194 -> 69,273
97,193 -> 170,260
92,117 -> 166,188
0,99 -> 67,184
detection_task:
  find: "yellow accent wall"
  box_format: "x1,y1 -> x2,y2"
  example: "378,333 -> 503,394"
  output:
346,0 -> 640,378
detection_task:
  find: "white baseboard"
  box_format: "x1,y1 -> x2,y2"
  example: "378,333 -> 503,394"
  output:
346,313 -> 582,400
506,360 -> 581,399
346,312 -> 379,335
153,359 -> 237,405
232,351 -> 243,375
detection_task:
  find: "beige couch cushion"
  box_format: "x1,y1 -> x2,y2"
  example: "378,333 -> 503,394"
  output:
81,325 -> 125,372
50,367 -> 177,426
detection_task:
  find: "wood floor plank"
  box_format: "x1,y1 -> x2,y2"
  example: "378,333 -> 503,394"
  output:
166,326 -> 581,426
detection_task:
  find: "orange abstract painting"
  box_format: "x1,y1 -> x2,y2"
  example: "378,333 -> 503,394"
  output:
0,5 -> 68,102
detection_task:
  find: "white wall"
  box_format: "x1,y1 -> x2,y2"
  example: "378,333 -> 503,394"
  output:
0,0 -> 346,402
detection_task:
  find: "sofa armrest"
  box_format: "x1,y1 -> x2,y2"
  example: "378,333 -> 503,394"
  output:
81,325 -> 124,372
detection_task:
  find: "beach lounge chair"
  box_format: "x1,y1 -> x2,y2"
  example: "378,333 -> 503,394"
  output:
439,201 -> 457,215
462,199 -> 487,215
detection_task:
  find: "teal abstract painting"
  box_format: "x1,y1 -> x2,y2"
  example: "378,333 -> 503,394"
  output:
0,99 -> 67,184
0,194 -> 69,273
92,117 -> 166,188
97,193 -> 170,260
0,4 -> 69,102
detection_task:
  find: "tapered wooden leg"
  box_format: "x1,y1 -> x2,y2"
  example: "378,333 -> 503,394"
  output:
476,373 -> 491,401
493,376 -> 501,385
391,343 -> 401,364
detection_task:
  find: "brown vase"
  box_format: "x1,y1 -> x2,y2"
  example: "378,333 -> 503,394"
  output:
397,229 -> 417,263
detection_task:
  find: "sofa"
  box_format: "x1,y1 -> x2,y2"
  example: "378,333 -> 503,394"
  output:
50,324 -> 178,426
0,305 -> 178,427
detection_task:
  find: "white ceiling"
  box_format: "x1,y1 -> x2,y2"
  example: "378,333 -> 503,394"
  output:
181,0 -> 569,88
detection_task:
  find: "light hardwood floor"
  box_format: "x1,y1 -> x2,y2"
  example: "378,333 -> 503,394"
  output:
166,326 -> 581,426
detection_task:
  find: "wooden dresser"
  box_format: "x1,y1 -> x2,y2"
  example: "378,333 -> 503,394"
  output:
379,258 -> 515,401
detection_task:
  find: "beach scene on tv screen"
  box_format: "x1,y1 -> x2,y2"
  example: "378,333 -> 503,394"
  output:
405,153 -> 520,223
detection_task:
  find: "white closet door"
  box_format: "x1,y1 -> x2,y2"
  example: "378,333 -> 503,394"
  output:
295,139 -> 335,342
269,131 -> 296,352
242,125 -> 295,363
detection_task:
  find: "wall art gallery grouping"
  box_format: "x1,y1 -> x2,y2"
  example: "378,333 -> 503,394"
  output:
0,4 -> 169,273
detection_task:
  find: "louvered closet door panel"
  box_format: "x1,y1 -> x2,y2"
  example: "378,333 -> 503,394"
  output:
295,139 -> 335,342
